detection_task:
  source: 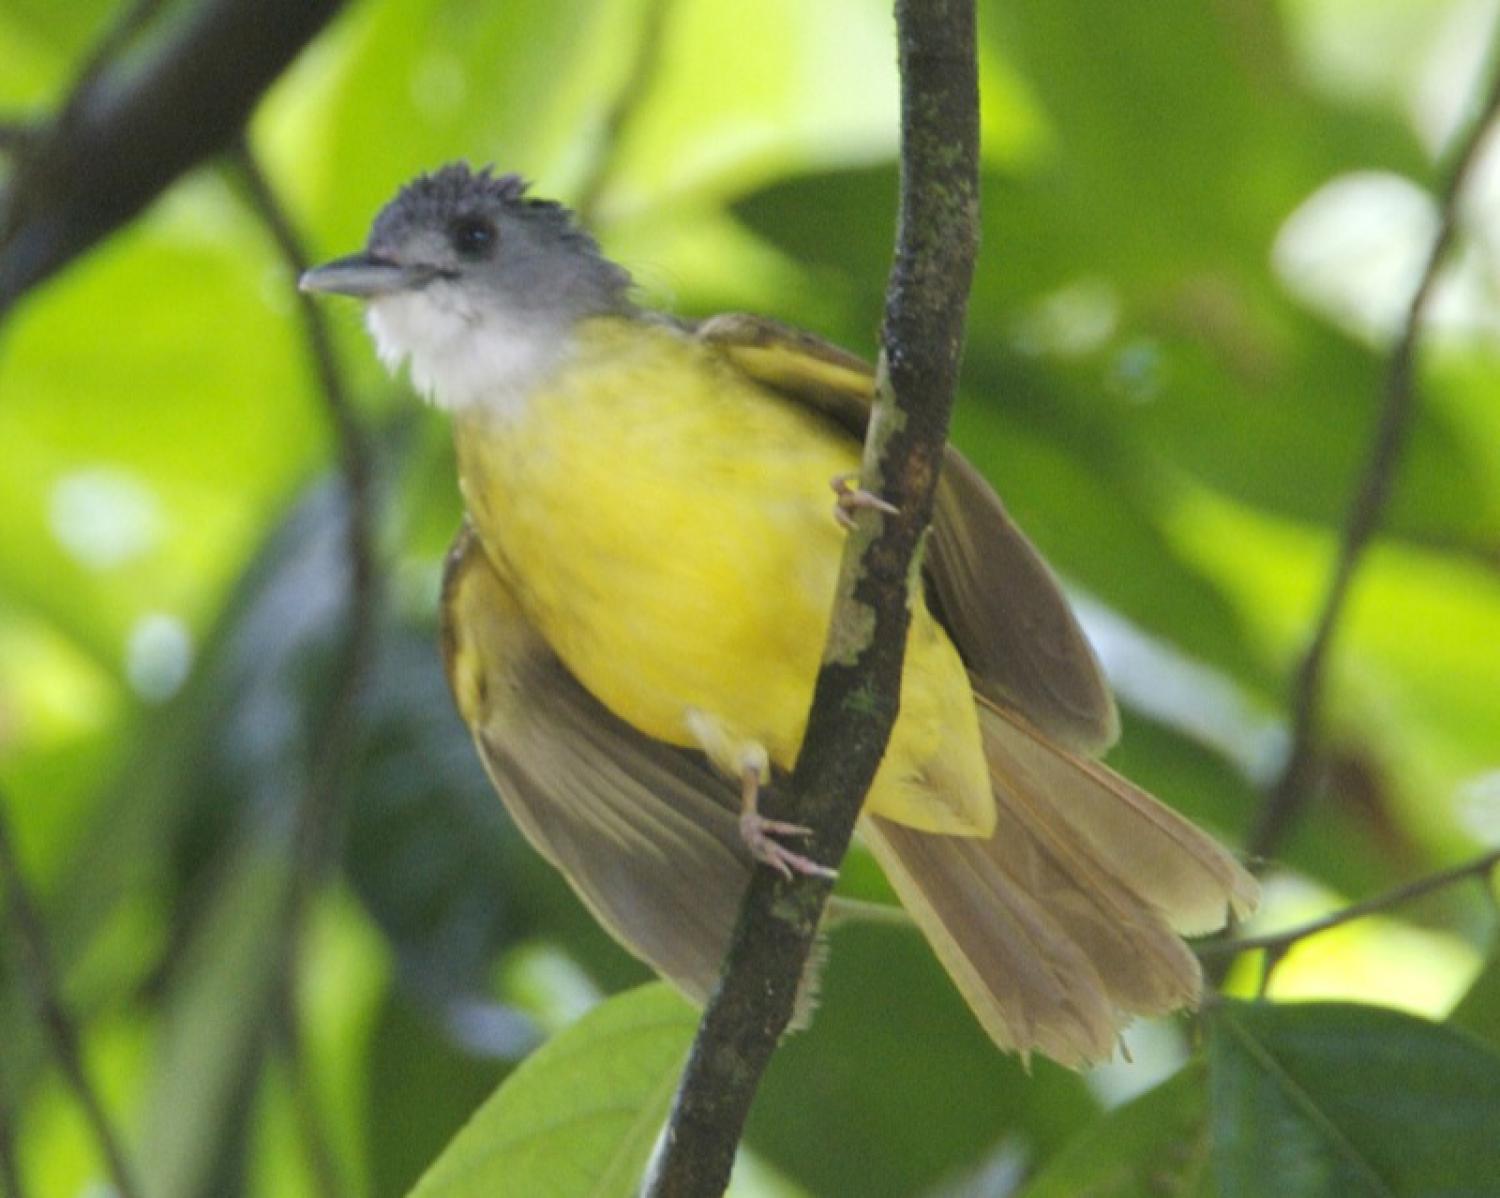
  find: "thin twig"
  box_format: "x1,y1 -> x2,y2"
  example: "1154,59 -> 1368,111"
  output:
1200,845 -> 1500,992
0,798 -> 141,1198
644,3 -> 979,1193
229,142 -> 375,1198
573,0 -> 675,224
1249,57 -> 1500,862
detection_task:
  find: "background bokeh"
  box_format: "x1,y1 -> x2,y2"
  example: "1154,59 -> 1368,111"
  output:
3,0 -> 1500,1195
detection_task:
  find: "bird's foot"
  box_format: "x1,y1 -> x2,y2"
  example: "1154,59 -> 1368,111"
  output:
739,812 -> 837,880
831,472 -> 899,530
739,758 -> 837,880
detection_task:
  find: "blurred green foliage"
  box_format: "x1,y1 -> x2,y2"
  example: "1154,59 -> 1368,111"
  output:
3,0 -> 1500,1195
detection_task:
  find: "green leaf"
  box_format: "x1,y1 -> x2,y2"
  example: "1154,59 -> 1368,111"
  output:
405,983 -> 696,1198
1209,999 -> 1500,1197
1449,940 -> 1500,1055
1020,1062 -> 1211,1198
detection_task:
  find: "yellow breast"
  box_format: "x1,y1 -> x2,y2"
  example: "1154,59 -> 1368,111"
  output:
455,317 -> 992,836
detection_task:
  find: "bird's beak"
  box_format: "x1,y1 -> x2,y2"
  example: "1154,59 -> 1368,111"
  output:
299,253 -> 439,298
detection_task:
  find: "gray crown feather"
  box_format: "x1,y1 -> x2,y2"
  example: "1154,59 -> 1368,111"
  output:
371,162 -> 602,256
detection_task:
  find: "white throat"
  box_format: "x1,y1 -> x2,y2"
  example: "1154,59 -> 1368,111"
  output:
366,285 -> 570,417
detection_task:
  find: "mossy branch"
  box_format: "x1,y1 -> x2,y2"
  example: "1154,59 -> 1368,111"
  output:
643,2 -> 980,1193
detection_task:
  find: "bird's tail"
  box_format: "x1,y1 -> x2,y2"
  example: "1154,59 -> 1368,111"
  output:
861,698 -> 1258,1067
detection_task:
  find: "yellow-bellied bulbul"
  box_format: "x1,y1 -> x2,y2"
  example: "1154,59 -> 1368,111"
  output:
302,164 -> 1257,1067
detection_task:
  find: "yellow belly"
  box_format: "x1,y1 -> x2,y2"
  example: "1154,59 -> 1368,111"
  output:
455,317 -> 992,836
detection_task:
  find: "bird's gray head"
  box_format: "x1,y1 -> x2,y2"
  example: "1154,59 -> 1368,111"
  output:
301,163 -> 632,413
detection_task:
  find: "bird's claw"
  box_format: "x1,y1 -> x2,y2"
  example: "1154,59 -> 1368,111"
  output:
831,472 -> 900,530
739,812 -> 838,880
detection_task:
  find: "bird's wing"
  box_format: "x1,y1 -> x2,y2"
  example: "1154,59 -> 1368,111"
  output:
441,522 -> 765,1009
696,313 -> 1119,754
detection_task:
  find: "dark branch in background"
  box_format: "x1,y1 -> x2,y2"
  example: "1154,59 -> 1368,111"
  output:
573,0 -> 676,224
0,0 -> 345,321
1249,60 -> 1500,863
0,798 -> 141,1198
644,2 -> 980,1193
1202,844 -> 1500,994
230,143 -> 375,1198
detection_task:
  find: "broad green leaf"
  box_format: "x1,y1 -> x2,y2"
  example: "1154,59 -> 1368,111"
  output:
1020,1062 -> 1211,1198
1209,999 -> 1500,1197
1449,939 -> 1500,1054
405,982 -> 696,1198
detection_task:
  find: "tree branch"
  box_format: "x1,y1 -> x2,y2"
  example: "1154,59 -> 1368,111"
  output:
1249,57 -> 1500,862
0,797 -> 141,1198
644,2 -> 979,1193
0,0 -> 345,321
1200,844 -> 1500,993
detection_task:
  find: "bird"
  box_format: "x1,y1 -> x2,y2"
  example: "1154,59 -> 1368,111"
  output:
301,162 -> 1258,1067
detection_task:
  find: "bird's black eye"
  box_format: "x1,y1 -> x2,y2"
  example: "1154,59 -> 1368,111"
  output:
449,214 -> 496,259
